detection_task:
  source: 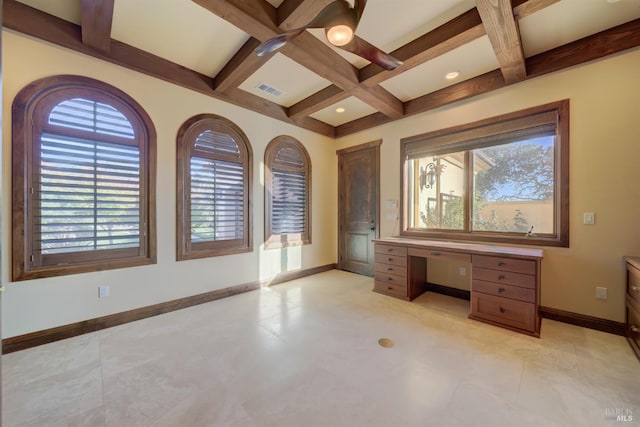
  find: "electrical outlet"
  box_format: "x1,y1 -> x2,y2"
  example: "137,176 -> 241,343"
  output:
459,267 -> 466,276
596,286 -> 607,300
99,285 -> 110,298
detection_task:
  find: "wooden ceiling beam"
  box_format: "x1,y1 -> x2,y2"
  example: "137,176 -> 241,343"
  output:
512,0 -> 560,19
194,0 -> 403,119
214,37 -> 270,93
475,0 -> 527,83
79,0 -> 114,53
3,0 -> 335,137
288,85 -> 348,120
336,17 -> 640,137
292,0 -> 554,117
214,0 -> 335,92
526,17 -> 640,78
360,8 -> 485,86
291,8 -> 486,119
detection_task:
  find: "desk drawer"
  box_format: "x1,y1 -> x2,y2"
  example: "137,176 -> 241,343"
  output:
473,279 -> 535,303
374,281 -> 407,299
626,300 -> 640,360
374,263 -> 407,277
627,263 -> 640,307
408,248 -> 471,263
471,292 -> 535,332
375,244 -> 408,257
374,272 -> 407,287
472,255 -> 536,275
472,267 -> 536,289
375,253 -> 407,267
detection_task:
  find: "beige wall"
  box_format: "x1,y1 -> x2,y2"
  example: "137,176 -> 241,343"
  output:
3,30 -> 639,338
337,47 -> 640,323
1,31 -> 338,338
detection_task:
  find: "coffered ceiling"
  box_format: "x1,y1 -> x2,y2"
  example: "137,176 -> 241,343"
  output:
5,0 -> 640,138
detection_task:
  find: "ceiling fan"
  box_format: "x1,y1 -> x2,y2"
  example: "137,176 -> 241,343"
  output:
255,0 -> 403,71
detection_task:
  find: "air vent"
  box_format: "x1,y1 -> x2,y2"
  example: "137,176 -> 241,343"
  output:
256,83 -> 283,97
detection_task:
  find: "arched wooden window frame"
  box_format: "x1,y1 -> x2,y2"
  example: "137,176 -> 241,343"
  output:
264,136 -> 311,249
12,75 -> 157,281
176,114 -> 253,260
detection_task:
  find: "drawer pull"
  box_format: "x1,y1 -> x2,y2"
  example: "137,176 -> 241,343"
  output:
431,252 -> 441,256
388,258 -> 394,262
387,267 -> 393,272
387,277 -> 393,281
497,275 -> 506,281
632,325 -> 640,333
387,287 -> 393,291
388,248 -> 393,252
498,262 -> 506,267
632,286 -> 640,292
499,306 -> 506,313
498,288 -> 506,293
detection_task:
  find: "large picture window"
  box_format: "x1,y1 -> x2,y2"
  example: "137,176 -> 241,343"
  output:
12,75 -> 157,280
176,114 -> 252,260
401,100 -> 569,247
264,136 -> 311,249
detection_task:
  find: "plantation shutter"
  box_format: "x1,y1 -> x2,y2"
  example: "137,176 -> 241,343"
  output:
404,110 -> 559,159
190,130 -> 244,243
36,98 -> 141,258
272,146 -> 306,234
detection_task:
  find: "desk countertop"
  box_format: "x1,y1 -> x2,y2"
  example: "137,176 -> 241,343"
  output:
374,237 -> 544,259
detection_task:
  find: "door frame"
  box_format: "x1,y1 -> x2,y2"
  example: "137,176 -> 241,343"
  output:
336,139 -> 381,272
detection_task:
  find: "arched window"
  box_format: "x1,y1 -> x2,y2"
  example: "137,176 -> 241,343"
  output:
176,114 -> 252,260
12,75 -> 157,280
264,136 -> 311,249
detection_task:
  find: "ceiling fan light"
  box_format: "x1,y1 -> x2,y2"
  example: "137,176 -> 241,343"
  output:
326,25 -> 354,46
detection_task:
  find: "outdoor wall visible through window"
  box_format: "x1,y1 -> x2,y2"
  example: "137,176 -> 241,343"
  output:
402,100 -> 569,247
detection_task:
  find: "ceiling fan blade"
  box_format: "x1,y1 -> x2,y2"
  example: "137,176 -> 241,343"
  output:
339,36 -> 403,71
255,29 -> 304,56
353,0 -> 367,25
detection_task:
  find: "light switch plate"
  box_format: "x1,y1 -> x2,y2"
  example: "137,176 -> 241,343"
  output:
583,212 -> 595,225
99,285 -> 110,298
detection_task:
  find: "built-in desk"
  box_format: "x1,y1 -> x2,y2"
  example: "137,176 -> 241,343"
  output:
624,256 -> 640,360
373,237 -> 544,337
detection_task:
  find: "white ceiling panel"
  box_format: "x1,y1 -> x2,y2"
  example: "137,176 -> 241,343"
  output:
239,53 -> 332,107
111,0 -> 249,77
519,0 -> 640,57
355,0 -> 476,52
310,96 -> 378,126
380,36 -> 500,102
17,0 -> 81,24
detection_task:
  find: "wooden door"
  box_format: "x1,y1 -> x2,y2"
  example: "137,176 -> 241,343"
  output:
337,141 -> 380,276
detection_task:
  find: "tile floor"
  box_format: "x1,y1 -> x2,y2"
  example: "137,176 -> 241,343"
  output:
3,270 -> 639,427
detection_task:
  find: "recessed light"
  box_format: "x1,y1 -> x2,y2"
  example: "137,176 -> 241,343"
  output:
445,71 -> 460,80
606,0 -> 621,3
336,107 -> 346,113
